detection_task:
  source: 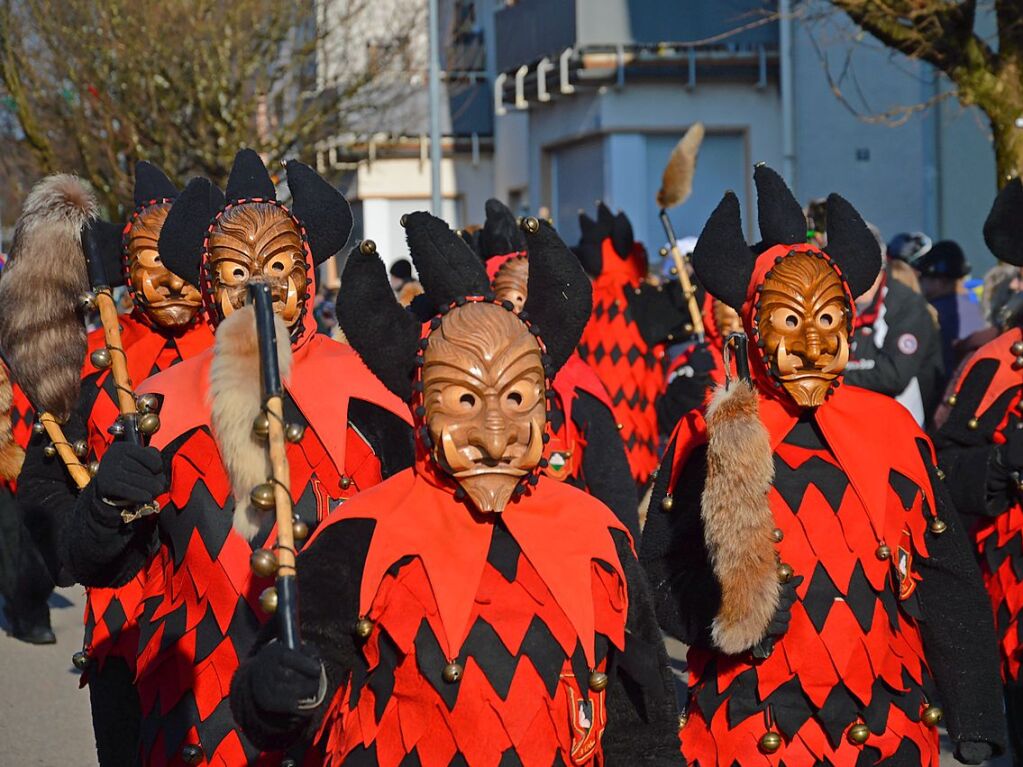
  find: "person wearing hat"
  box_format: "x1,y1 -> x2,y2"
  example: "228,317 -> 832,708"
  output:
913,240 -> 985,376
63,149 -> 415,766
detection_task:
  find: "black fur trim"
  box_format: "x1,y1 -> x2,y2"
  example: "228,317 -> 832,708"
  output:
983,177 -> 1023,266
691,192 -> 755,311
82,219 -> 128,289
337,248 -> 419,400
226,148 -> 276,203
479,198 -> 525,259
754,165 -> 806,247
158,177 -> 225,287
134,161 -> 178,207
403,212 -> 490,306
824,193 -> 881,298
521,219 -> 591,374
285,160 -> 352,266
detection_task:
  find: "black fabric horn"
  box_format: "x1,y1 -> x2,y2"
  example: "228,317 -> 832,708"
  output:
158,177 -> 226,287
754,164 -> 807,248
337,244 -> 420,401
82,219 -> 127,288
691,192 -> 756,311
521,219 -> 592,374
403,212 -> 491,307
610,210 -> 635,259
225,148 -> 276,203
479,198 -> 525,259
983,178 -> 1023,266
134,161 -> 178,207
824,193 -> 881,297
573,210 -> 604,277
285,160 -> 353,266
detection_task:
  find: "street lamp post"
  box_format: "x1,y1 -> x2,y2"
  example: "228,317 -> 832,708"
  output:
428,0 -> 442,216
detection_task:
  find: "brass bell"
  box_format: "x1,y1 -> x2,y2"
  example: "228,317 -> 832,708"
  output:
658,247 -> 668,258
72,440 -> 88,458
180,744 -> 204,765
967,418 -> 979,430
250,483 -> 276,511
935,468 -> 946,480
1012,341 -> 1023,356
929,518 -> 947,535
442,661 -> 463,683
660,495 -> 674,512
359,239 -> 377,256
108,420 -> 125,437
921,705 -> 943,727
249,548 -> 278,578
400,214 -> 409,227
90,348 -> 112,369
43,444 -> 57,459
259,586 -> 278,614
616,423 -> 624,431
522,216 -> 540,234
946,394 -> 957,407
136,393 -> 160,414
292,518 -> 309,541
670,267 -> 678,276
758,731 -> 782,754
683,323 -> 694,334
138,413 -> 161,436
78,291 -> 97,312
88,460 -> 100,476
71,649 -> 90,671
777,563 -> 794,583
284,423 -> 305,444
32,421 -> 45,435
252,412 -> 270,440
847,723 -> 870,745
340,475 -> 352,490
1015,356 -> 1023,370
588,670 -> 609,692
354,618 -> 374,639
678,711 -> 689,729
875,544 -> 891,561
771,528 -> 784,543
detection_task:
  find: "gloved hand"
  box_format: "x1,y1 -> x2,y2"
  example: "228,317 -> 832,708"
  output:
997,421 -> 1023,472
91,443 -> 165,526
954,740 -> 993,765
751,575 -> 804,659
247,641 -> 325,717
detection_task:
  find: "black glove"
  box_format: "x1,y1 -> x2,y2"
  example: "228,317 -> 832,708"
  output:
954,740 -> 993,765
91,443 -> 165,526
998,421 -> 1023,472
247,641 -> 325,717
751,575 -> 804,659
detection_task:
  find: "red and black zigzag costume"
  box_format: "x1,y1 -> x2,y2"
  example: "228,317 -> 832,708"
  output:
478,199 -> 639,538
230,212 -> 681,766
932,176 -> 1023,761
64,149 -> 414,767
573,204 -> 687,487
640,166 -> 1006,767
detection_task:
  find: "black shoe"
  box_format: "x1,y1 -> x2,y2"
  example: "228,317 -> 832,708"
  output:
4,604 -> 56,645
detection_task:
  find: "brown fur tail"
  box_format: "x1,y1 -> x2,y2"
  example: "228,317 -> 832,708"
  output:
0,363 -> 24,481
701,381 -> 780,654
209,305 -> 293,541
0,175 -> 97,421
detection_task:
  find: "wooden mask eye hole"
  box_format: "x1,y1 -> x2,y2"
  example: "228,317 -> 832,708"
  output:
785,314 -> 798,328
459,393 -> 476,409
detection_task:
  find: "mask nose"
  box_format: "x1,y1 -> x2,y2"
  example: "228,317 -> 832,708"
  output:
472,396 -> 513,461
802,327 -> 821,363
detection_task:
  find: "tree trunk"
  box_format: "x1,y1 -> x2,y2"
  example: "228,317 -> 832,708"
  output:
989,116 -> 1023,189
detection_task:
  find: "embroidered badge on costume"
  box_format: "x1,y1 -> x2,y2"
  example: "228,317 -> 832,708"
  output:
897,527 -> 916,600
562,673 -> 607,764
897,333 -> 918,355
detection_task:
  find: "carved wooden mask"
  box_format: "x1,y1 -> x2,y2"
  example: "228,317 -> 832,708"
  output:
422,302 -> 546,513
756,252 -> 849,407
208,203 -> 309,331
492,256 -> 529,313
127,203 -> 202,329
711,299 -> 742,338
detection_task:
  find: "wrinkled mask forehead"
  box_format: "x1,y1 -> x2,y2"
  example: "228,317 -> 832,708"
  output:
207,202 -> 310,332
128,202 -> 202,329
421,302 -> 546,514
756,251 -> 850,408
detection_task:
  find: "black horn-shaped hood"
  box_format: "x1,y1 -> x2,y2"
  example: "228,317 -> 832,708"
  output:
984,177 -> 1023,266
134,161 -> 179,208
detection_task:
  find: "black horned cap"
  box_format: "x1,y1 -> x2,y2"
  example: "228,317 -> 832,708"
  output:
824,192 -> 881,296
521,218 -> 592,373
285,159 -> 353,266
574,209 -> 606,277
479,198 -> 525,259
754,164 -> 806,248
984,177 -> 1023,266
403,211 -> 491,306
134,161 -> 178,208
691,192 -> 755,311
158,177 -> 226,287
225,148 -> 276,203
81,219 -> 127,288
337,241 -> 420,400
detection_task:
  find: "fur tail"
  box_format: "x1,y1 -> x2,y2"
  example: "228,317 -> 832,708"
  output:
0,362 -> 25,481
701,381 -> 780,654
209,305 -> 293,541
0,175 -> 97,421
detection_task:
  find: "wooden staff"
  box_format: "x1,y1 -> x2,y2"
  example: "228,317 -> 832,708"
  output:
249,282 -> 300,649
658,213 -> 705,339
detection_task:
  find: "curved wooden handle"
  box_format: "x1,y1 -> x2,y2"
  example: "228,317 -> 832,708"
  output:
39,412 -> 90,489
94,288 -> 137,415
265,394 -> 295,576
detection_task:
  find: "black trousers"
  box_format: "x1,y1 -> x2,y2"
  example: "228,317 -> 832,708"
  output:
88,655 -> 142,767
